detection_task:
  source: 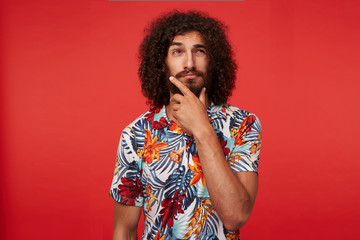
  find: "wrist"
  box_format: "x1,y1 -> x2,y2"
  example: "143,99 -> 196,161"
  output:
192,122 -> 215,141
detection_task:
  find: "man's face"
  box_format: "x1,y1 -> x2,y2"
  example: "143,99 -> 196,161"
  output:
165,31 -> 210,98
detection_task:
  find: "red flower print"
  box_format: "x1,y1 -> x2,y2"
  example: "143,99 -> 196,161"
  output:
242,115 -> 256,134
118,177 -> 144,205
144,108 -> 162,122
151,117 -> 168,129
144,109 -> 168,129
159,190 -> 185,228
219,137 -> 230,156
221,105 -> 228,118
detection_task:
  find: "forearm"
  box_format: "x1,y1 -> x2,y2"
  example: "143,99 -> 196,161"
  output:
193,124 -> 254,230
113,227 -> 138,240
167,77 -> 257,230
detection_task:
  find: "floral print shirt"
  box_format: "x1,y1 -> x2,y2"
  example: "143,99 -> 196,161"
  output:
110,103 -> 262,240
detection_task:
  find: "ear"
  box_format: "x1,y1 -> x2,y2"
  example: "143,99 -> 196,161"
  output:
161,64 -> 166,72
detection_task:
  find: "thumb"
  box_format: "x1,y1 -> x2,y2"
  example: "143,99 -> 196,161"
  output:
199,87 -> 206,105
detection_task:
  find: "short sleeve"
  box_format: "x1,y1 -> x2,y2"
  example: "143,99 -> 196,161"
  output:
226,114 -> 262,173
109,127 -> 144,207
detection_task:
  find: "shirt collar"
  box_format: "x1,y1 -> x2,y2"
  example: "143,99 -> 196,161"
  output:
153,103 -> 225,120
152,103 -> 227,129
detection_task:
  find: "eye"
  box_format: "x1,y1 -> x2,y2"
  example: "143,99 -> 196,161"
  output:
172,49 -> 182,55
195,49 -> 206,55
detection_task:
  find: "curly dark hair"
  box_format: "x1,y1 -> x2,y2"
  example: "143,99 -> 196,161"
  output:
138,10 -> 237,110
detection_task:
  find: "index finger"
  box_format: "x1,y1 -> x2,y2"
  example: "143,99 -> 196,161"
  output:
169,76 -> 192,96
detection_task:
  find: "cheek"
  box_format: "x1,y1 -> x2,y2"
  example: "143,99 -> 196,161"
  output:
198,57 -> 208,69
168,62 -> 182,74
201,61 -> 209,72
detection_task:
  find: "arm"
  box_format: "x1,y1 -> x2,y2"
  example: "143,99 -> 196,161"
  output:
194,126 -> 258,231
168,77 -> 258,231
113,201 -> 142,240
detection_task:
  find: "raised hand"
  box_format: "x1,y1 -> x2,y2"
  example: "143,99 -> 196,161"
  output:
167,76 -> 212,136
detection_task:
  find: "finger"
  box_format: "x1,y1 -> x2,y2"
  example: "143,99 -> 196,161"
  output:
199,87 -> 206,105
172,105 -> 180,111
169,76 -> 192,96
170,93 -> 183,104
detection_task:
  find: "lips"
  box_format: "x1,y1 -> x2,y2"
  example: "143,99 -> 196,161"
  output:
182,73 -> 198,79
175,70 -> 203,80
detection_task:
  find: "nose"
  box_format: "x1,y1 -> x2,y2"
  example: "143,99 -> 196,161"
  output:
184,51 -> 195,70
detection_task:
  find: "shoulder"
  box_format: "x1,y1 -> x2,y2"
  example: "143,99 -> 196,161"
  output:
120,105 -> 167,138
226,104 -> 257,118
215,104 -> 262,132
212,104 -> 260,122
120,110 -> 151,138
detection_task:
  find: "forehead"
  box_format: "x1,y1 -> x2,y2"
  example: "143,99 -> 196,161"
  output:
170,31 -> 206,46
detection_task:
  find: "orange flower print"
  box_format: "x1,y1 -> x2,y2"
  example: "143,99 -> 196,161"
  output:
169,145 -> 186,163
139,129 -> 169,164
231,115 -> 256,146
154,229 -> 164,240
228,153 -> 241,165
113,160 -> 119,175
145,184 -> 158,212
188,155 -> 205,186
234,134 -> 246,146
226,230 -> 240,239
169,120 -> 184,134
185,199 -> 213,239
249,142 -> 261,154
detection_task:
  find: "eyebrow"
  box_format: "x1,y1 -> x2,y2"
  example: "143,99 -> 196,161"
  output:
170,42 -> 206,48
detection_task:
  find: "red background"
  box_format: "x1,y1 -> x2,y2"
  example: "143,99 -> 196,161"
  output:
1,0 -> 359,239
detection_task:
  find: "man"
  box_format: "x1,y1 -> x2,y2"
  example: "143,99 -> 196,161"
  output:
110,11 -> 262,240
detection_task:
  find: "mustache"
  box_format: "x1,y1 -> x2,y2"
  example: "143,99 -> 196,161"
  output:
174,70 -> 204,79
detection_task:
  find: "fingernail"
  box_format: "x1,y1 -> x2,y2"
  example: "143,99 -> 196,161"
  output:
169,76 -> 174,81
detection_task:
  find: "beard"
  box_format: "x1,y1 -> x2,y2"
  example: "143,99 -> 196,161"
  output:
165,68 -> 211,98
